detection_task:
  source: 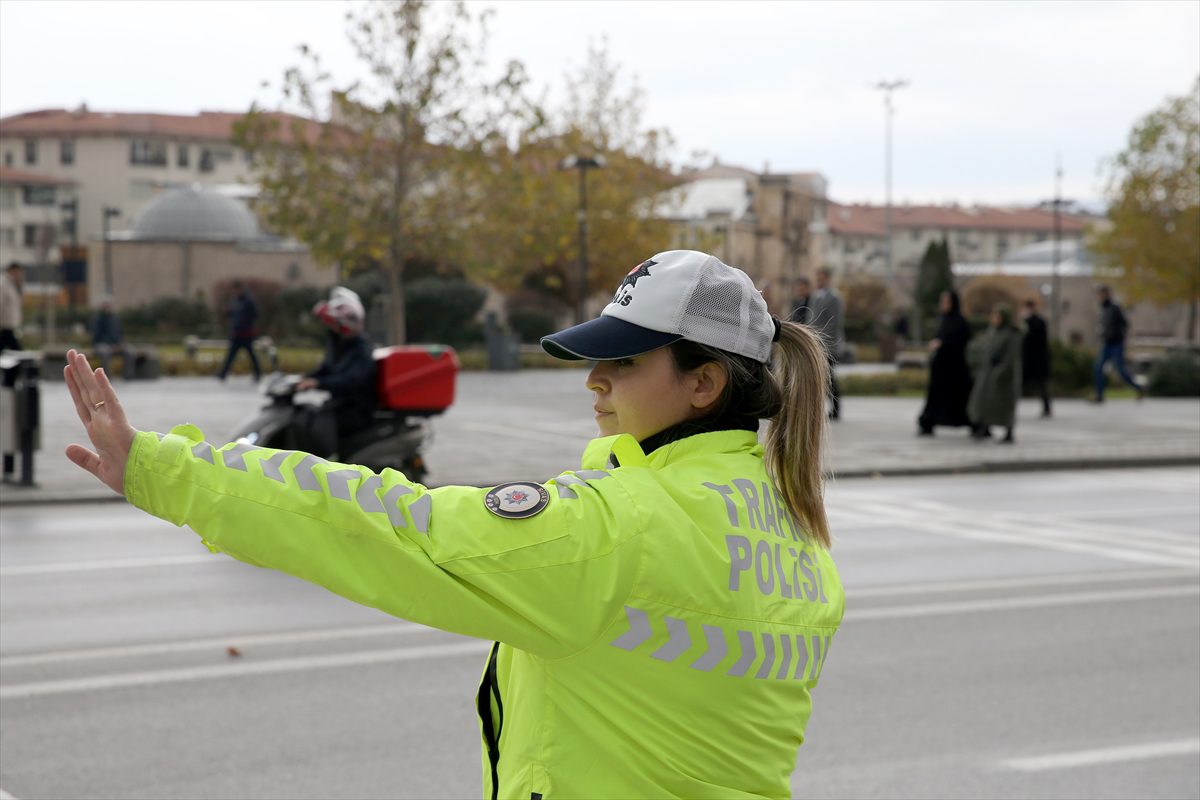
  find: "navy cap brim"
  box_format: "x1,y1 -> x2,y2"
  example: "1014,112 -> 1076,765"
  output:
540,315 -> 682,361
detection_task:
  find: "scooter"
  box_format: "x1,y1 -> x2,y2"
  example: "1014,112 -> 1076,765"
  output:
227,346 -> 459,484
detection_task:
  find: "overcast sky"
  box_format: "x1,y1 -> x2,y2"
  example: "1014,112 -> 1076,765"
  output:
2,0 -> 1196,206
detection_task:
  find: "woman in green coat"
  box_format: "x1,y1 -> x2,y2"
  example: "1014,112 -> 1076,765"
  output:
968,303 -> 1022,443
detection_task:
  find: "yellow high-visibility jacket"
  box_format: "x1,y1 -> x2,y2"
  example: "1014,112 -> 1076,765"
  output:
125,425 -> 844,799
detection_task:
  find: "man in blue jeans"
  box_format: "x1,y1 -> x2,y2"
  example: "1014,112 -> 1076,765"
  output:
1093,284 -> 1144,402
217,281 -> 261,382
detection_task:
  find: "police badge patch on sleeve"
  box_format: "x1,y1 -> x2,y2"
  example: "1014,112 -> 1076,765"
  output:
484,482 -> 551,519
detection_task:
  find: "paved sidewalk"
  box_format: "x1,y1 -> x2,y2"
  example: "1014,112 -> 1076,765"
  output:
2,368 -> 1197,505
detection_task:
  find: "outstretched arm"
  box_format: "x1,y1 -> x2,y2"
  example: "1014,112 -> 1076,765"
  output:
63,349 -> 136,496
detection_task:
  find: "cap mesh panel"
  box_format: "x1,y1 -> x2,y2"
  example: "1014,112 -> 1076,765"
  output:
678,264 -> 773,361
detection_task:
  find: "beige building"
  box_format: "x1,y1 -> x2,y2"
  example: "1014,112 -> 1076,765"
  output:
0,106 -> 276,247
824,202 -> 1093,286
0,166 -> 74,269
102,185 -> 331,309
658,161 -> 828,315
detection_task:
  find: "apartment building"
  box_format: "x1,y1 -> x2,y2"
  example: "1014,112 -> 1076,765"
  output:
0,106 -> 270,250
824,202 -> 1093,283
0,166 -> 75,292
658,161 -> 828,315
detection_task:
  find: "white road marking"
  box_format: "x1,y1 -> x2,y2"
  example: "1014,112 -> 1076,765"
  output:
849,567 -> 1195,599
848,584 -> 1199,622
848,498 -> 1199,569
0,554 -> 217,576
0,621 -> 427,668
0,640 -> 489,700
1004,738 -> 1200,771
0,788 -> 17,800
4,584 -> 1196,700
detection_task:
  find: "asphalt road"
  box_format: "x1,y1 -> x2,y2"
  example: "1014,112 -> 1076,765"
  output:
1,468 -> 1198,799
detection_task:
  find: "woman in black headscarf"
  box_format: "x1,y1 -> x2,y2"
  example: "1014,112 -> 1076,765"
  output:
918,290 -> 973,435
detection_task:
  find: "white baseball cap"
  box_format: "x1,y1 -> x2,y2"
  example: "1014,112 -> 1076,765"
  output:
541,250 -> 776,363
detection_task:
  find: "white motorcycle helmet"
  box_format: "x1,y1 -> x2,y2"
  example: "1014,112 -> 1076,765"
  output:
313,286 -> 366,336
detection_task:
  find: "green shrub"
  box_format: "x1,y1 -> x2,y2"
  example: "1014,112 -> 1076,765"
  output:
405,277 -> 487,348
121,296 -> 215,340
1148,351 -> 1200,396
840,370 -> 929,396
1049,340 -> 1096,395
506,287 -> 568,343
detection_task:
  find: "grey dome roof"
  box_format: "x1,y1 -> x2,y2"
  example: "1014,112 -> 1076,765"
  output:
131,185 -> 261,241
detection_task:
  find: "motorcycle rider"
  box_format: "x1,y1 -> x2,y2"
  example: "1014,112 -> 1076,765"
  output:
295,287 -> 376,457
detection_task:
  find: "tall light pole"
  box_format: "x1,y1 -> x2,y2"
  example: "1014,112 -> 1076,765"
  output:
102,205 -> 120,297
874,79 -> 908,327
1041,155 -> 1072,342
560,155 -> 605,324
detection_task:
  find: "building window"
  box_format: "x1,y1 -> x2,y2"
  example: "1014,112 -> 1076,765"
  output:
177,144 -> 190,168
22,223 -> 45,247
0,187 -> 14,210
22,185 -> 56,206
910,229 -> 922,241
199,149 -> 214,173
24,139 -> 37,165
129,139 -> 168,166
0,227 -> 14,246
60,139 -> 75,165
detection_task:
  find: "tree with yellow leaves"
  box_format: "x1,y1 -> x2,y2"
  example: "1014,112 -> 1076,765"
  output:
1092,78 -> 1200,340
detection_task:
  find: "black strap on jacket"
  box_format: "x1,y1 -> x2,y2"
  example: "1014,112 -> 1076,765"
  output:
476,642 -> 505,800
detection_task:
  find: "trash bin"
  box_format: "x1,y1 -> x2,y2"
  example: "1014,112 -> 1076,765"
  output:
1,351 -> 41,486
484,312 -> 521,371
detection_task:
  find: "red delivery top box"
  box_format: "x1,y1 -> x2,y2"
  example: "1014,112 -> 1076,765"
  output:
374,345 -> 459,414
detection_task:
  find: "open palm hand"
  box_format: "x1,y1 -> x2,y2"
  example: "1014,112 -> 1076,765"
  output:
63,349 -> 137,496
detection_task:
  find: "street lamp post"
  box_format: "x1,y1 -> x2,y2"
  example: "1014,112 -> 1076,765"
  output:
1041,156 -> 1071,342
560,155 -> 606,324
874,79 -> 908,335
102,205 -> 120,297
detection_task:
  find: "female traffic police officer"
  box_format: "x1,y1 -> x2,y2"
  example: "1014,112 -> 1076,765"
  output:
64,249 -> 844,799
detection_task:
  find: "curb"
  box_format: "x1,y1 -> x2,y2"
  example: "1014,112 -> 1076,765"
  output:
2,455 -> 1197,507
833,454 -> 1200,480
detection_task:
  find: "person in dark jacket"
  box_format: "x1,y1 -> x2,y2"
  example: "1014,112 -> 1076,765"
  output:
918,290 -> 973,435
217,281 -> 262,382
1093,284 -> 1143,402
968,304 -> 1022,444
296,287 -> 377,456
787,276 -> 811,325
1020,298 -> 1052,417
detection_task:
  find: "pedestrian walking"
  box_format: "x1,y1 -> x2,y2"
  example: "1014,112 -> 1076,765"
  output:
788,276 -> 812,325
1020,298 -> 1052,417
918,290 -> 972,435
217,280 -> 261,382
0,262 -> 23,353
809,267 -> 845,420
968,304 -> 1022,443
1092,284 -> 1143,402
62,249 -> 844,799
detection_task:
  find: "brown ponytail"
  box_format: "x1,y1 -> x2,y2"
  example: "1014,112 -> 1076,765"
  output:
763,320 -> 831,548
669,318 -> 831,548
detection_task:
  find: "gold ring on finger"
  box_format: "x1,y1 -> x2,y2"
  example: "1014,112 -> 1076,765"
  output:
93,400 -> 106,410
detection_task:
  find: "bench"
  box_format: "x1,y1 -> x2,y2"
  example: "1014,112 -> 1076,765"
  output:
38,346 -> 161,381
183,335 -> 279,372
